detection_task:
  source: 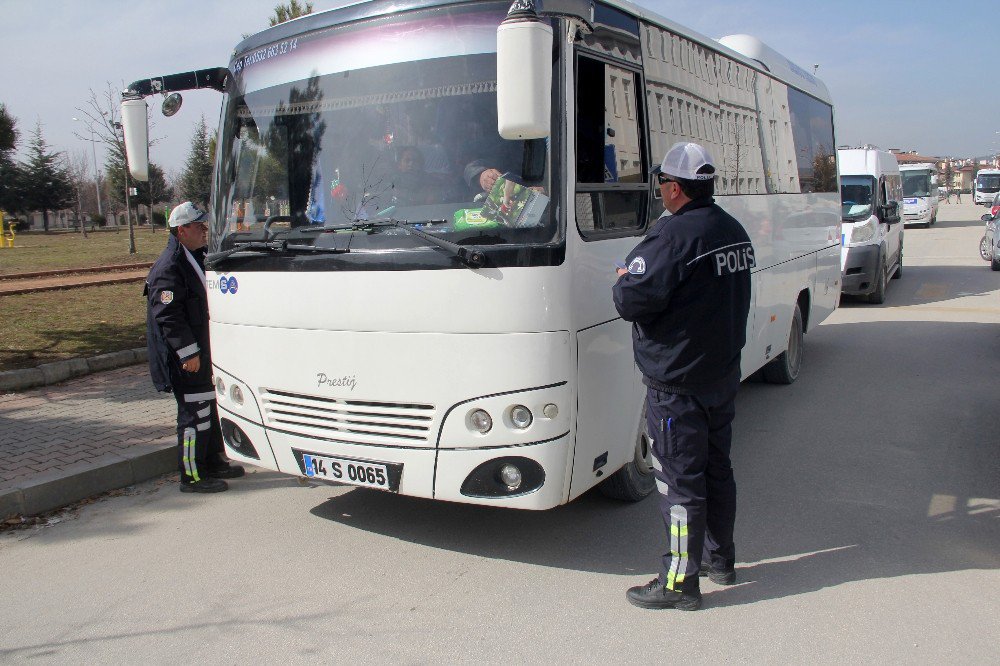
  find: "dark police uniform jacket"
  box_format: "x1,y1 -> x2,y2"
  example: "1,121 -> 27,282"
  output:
612,197 -> 754,394
145,234 -> 212,393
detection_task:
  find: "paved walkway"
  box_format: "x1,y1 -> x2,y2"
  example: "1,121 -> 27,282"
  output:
0,365 -> 174,492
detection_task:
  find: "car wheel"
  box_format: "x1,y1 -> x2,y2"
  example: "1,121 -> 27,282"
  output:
599,400 -> 655,501
867,258 -> 887,304
763,304 -> 803,385
980,236 -> 991,261
991,253 -> 1000,272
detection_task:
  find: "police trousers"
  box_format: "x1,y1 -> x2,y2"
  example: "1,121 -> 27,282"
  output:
646,382 -> 738,592
172,382 -> 225,482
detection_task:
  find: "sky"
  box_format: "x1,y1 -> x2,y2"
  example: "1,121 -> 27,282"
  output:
1,0 -> 996,179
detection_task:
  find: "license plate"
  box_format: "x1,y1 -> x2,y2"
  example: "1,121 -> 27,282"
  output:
294,450 -> 401,492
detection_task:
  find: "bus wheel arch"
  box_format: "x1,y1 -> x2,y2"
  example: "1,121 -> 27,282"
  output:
598,398 -> 655,502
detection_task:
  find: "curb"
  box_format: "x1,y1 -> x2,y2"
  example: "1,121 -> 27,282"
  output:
0,347 -> 148,393
0,263 -> 154,281
0,441 -> 176,518
0,273 -> 147,296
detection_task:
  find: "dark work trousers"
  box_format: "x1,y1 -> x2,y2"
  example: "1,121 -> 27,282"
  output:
646,382 -> 738,592
172,382 -> 225,483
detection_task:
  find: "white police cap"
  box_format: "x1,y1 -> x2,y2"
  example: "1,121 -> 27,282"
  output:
168,202 -> 207,227
652,142 -> 717,181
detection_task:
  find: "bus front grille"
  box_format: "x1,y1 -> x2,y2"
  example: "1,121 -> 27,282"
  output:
260,389 -> 436,446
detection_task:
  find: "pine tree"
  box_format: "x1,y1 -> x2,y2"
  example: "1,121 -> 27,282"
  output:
180,116 -> 213,206
0,103 -> 22,215
269,0 -> 313,26
21,121 -> 74,231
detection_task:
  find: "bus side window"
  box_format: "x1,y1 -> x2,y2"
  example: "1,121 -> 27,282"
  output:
575,54 -> 648,239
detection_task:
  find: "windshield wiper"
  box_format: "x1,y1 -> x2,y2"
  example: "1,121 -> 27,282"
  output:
205,240 -> 349,268
362,219 -> 485,268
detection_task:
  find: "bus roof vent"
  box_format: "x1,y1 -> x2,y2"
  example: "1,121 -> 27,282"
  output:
718,34 -> 831,102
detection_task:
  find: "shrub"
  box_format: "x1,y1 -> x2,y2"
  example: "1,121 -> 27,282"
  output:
91,213 -> 107,227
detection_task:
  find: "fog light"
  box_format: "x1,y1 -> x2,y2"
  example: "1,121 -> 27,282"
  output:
215,377 -> 225,395
230,384 -> 244,405
499,463 -> 522,490
543,403 -> 558,419
470,409 -> 493,434
510,404 -> 532,429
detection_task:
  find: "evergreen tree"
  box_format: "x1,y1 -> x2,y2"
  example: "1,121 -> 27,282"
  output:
0,103 -> 22,215
180,116 -> 213,206
269,0 -> 313,26
21,121 -> 74,231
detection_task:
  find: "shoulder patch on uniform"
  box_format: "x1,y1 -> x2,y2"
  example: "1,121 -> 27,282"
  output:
627,257 -> 646,275
160,290 -> 174,305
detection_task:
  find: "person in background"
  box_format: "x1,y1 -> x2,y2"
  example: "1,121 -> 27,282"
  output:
613,142 -> 753,611
145,202 -> 244,493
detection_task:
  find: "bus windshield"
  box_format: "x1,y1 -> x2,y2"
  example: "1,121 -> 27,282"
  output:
977,174 -> 1000,193
213,3 -> 556,260
902,172 -> 932,198
840,175 -> 875,221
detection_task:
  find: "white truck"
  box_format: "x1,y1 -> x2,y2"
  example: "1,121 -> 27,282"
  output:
838,148 -> 904,303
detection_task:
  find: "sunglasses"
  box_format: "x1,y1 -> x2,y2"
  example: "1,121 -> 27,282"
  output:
657,174 -> 677,185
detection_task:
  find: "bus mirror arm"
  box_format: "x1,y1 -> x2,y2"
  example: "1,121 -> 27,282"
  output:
122,67 -> 230,100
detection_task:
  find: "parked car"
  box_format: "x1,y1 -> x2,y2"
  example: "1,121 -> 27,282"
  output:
938,186 -> 948,201
979,205 -> 1000,270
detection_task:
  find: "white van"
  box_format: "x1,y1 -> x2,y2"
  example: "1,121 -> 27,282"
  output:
838,148 -> 904,303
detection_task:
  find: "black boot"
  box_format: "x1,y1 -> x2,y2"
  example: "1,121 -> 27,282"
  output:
626,577 -> 702,610
180,477 -> 229,493
699,562 -> 736,585
205,462 -> 245,479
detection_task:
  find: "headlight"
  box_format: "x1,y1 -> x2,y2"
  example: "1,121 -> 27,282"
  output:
850,219 -> 875,244
469,409 -> 493,434
509,405 -> 533,429
215,377 -> 226,395
230,385 -> 244,405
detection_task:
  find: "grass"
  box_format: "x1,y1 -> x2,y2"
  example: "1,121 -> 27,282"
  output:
0,228 -> 168,276
0,282 -> 147,372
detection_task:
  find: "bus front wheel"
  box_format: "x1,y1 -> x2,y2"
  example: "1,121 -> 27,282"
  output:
763,304 -> 804,385
599,401 -> 655,502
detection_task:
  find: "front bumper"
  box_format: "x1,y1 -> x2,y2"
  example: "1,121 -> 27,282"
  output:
840,244 -> 880,295
220,407 -> 571,509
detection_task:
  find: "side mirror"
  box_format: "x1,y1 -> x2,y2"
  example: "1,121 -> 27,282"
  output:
881,200 -> 900,223
121,99 -> 150,182
496,2 -> 552,140
983,213 -> 994,222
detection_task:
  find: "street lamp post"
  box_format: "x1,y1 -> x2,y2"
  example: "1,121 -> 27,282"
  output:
72,117 -> 103,217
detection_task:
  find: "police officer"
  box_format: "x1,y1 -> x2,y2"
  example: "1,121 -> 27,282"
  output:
613,143 -> 754,611
146,202 -> 244,493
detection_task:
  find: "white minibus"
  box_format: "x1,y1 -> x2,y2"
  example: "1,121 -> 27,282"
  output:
899,163 -> 938,226
121,0 -> 841,509
975,169 -> 1000,205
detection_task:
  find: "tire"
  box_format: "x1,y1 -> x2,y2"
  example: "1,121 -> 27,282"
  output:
991,253 -> 1000,272
599,400 -> 655,502
892,241 -> 903,279
980,236 -> 991,262
763,303 -> 803,385
866,257 -> 887,304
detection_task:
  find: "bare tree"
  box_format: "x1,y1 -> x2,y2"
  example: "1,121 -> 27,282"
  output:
63,150 -> 91,237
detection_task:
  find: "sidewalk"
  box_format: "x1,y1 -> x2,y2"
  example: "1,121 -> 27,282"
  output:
0,365 -> 176,517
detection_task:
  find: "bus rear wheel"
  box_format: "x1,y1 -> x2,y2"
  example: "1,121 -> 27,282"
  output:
599,401 -> 655,502
763,304 -> 803,384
